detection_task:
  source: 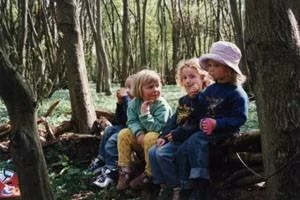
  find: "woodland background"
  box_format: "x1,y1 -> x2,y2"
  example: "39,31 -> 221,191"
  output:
0,0 -> 299,200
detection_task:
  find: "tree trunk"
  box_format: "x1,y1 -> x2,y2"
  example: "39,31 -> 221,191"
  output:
170,1 -> 181,84
86,0 -> 112,95
158,0 -> 168,83
229,0 -> 252,94
57,0 -> 96,134
141,0 -> 148,66
0,50 -> 54,200
245,1 -> 300,199
18,0 -> 28,68
121,0 -> 130,86
96,0 -> 112,96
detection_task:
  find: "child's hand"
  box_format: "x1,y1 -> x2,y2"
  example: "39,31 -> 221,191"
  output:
140,100 -> 153,114
99,116 -> 112,130
116,88 -> 128,103
165,133 -> 173,142
188,84 -> 200,97
200,118 -> 216,135
137,133 -> 145,145
156,138 -> 166,147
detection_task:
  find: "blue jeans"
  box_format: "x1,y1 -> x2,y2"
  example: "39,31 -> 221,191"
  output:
97,125 -> 124,169
176,131 -> 233,188
176,132 -> 209,188
149,142 -> 181,188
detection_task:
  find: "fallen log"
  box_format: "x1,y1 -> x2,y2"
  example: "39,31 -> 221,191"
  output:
219,130 -> 261,152
54,120 -> 73,137
44,132 -> 100,164
65,108 -> 115,122
209,131 -> 263,188
220,167 -> 264,188
228,152 -> 262,165
95,109 -> 115,122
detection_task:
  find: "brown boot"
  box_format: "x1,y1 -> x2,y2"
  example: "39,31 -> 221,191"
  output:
116,167 -> 132,190
129,172 -> 151,190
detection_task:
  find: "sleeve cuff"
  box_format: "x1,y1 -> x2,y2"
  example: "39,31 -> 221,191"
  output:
139,112 -> 150,118
135,130 -> 143,137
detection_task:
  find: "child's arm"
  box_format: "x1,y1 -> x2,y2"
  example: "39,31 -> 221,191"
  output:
163,96 -> 204,142
114,95 -> 130,126
127,100 -> 144,136
159,109 -> 179,138
139,99 -> 172,133
169,118 -> 201,142
214,89 -> 248,132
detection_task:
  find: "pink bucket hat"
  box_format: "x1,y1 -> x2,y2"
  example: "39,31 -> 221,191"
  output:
199,41 -> 242,75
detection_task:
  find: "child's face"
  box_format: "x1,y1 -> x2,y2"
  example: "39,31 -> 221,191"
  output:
142,81 -> 161,102
207,60 -> 229,83
181,67 -> 204,97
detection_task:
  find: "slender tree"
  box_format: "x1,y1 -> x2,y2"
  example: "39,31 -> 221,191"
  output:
57,0 -> 96,133
85,0 -> 112,95
229,0 -> 252,93
170,0 -> 182,84
136,0 -> 148,66
121,0 -> 130,86
157,0 -> 168,82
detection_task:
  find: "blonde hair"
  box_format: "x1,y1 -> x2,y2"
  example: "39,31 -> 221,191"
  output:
132,69 -> 161,99
176,58 -> 213,90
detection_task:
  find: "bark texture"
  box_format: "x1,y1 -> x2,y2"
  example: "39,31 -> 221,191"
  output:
245,1 -> 300,199
0,49 -> 54,200
57,0 -> 96,133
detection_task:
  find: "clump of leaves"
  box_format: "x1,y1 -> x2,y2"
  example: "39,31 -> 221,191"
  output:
241,101 -> 259,132
48,155 -> 93,200
0,100 -> 9,124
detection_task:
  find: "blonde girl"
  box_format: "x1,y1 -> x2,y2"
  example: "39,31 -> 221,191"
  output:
148,58 -> 213,199
116,69 -> 172,190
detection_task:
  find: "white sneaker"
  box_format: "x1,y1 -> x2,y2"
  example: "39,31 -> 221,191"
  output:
92,168 -> 117,188
88,158 -> 104,175
93,174 -> 113,188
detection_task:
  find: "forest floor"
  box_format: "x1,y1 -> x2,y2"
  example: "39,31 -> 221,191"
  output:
70,186 -> 266,200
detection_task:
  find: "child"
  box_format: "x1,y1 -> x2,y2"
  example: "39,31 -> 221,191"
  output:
116,69 -> 172,190
148,58 -> 212,199
89,75 -> 134,188
176,41 -> 248,199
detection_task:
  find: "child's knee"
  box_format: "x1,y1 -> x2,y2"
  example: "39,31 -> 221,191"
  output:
144,132 -> 159,141
143,132 -> 159,148
118,128 -> 133,140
